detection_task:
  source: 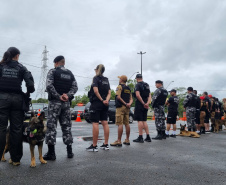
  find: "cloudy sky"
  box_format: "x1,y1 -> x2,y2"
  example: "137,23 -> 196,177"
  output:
0,0 -> 226,99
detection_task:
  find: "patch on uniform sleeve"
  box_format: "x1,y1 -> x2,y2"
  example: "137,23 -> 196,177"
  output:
116,87 -> 119,91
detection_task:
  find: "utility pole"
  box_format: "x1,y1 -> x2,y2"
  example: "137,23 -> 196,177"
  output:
137,51 -> 146,75
36,46 -> 48,99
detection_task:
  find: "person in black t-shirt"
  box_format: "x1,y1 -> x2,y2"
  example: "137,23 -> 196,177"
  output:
133,74 -> 152,143
86,64 -> 111,152
165,89 -> 179,138
203,92 -> 211,132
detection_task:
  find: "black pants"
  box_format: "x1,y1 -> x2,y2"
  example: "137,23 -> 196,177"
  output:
0,93 -> 24,162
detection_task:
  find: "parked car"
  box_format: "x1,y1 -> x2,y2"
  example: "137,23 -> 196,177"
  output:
84,101 -> 134,124
25,103 -> 48,119
71,106 -> 85,120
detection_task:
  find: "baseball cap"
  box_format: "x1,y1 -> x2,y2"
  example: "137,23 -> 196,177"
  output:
155,80 -> 163,84
118,75 -> 127,82
53,55 -> 64,63
135,74 -> 142,79
187,87 -> 193,91
169,89 -> 177,93
208,94 -> 213,98
200,96 -> 205,100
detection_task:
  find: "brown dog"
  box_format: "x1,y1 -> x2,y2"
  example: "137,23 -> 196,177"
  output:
1,112 -> 47,167
177,124 -> 200,138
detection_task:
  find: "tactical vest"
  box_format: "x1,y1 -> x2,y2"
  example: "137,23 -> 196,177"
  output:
155,87 -> 168,106
53,68 -> 74,96
140,82 -> 150,99
88,76 -> 109,103
115,84 -> 131,108
187,93 -> 197,107
0,61 -> 23,93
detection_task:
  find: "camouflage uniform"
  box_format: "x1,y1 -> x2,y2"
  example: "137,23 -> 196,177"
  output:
45,66 -> 78,145
151,87 -> 168,131
183,93 -> 197,130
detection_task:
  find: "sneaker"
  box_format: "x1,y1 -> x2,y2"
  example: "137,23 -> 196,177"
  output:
166,134 -> 169,138
133,136 -> 144,143
110,140 -> 122,147
144,136 -> 152,142
86,144 -> 98,152
170,134 -> 176,138
100,143 -> 109,150
123,139 -> 130,145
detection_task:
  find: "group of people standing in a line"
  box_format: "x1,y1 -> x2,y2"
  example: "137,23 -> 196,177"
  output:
0,47 -> 225,165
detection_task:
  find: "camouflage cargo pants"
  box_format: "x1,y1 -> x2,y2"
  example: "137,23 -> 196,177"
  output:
45,100 -> 73,145
186,107 -> 196,130
154,105 -> 166,131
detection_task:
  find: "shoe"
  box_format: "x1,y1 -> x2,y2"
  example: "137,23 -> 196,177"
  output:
100,143 -> 109,150
152,131 -> 162,140
166,134 -> 169,138
170,134 -> 176,138
133,136 -> 144,143
144,136 -> 152,142
86,144 -> 98,152
110,140 -> 122,147
123,139 -> 130,145
43,145 -> 56,161
67,145 -> 74,158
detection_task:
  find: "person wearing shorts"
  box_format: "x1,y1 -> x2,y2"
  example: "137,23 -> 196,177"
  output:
133,74 -> 152,143
165,89 -> 179,138
110,75 -> 133,147
86,64 -> 111,152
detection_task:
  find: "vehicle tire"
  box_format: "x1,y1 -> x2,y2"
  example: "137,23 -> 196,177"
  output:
85,119 -> 91,123
129,115 -> 133,124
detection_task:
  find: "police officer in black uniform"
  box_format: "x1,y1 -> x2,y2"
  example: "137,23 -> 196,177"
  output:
194,90 -> 201,134
151,80 -> 168,140
133,74 -> 152,143
86,64 -> 111,152
0,47 -> 35,166
203,92 -> 211,132
165,89 -> 179,138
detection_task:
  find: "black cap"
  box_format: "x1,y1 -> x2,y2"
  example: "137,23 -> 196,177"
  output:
187,87 -> 193,91
169,89 -> 176,93
53,55 -> 64,63
136,74 -> 142,79
155,80 -> 163,84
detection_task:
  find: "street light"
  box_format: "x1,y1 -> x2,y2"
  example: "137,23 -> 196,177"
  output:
166,81 -> 174,89
137,51 -> 146,75
129,72 -> 139,79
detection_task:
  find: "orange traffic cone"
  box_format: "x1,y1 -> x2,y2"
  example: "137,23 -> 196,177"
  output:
152,115 -> 155,120
75,111 -> 82,122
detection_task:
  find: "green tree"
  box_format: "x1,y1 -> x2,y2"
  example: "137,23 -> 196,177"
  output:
32,98 -> 48,103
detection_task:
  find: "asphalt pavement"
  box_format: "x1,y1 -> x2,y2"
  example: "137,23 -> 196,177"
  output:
0,120 -> 226,185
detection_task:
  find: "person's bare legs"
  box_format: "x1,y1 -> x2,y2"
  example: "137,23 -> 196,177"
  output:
101,120 -> 109,144
138,121 -> 144,136
92,122 -> 99,146
125,124 -> 130,140
143,121 -> 149,135
117,125 -> 123,142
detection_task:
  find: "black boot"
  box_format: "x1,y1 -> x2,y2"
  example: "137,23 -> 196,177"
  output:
67,145 -> 74,158
144,134 -> 152,142
133,135 -> 144,143
162,131 -> 166,139
152,130 -> 162,140
43,145 -> 56,160
188,128 -> 191,131
201,127 -> 205,134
